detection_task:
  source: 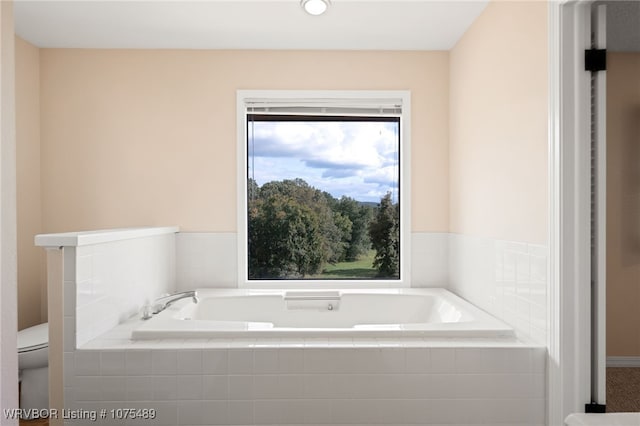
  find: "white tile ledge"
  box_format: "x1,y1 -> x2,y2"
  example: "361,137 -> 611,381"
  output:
80,337 -> 538,351
79,320 -> 538,350
35,226 -> 179,248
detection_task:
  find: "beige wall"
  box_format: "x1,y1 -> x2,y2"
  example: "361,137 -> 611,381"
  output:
606,53 -> 640,357
39,50 -> 450,234
20,4 -> 551,336
16,36 -> 45,330
449,1 -> 548,243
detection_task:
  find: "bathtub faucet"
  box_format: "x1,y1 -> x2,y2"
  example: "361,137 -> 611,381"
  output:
151,290 -> 199,314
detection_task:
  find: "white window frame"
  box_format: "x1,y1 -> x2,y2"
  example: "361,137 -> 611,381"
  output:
236,90 -> 411,288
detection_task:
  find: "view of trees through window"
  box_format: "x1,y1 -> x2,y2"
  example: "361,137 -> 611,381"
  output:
246,115 -> 400,280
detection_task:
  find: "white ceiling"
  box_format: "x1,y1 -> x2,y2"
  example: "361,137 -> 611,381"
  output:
14,1 -> 489,50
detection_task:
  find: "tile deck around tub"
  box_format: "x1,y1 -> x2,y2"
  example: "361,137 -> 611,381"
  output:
79,313 -> 541,351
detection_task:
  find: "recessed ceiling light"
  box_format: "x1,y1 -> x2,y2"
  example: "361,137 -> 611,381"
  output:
301,0 -> 330,16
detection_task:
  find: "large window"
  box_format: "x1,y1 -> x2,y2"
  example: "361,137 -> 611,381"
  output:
237,91 -> 410,287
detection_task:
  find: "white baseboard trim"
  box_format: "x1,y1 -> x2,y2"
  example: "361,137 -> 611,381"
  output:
607,356 -> 640,367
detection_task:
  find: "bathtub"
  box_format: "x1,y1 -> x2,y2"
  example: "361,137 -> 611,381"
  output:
131,288 -> 514,339
565,413 -> 640,425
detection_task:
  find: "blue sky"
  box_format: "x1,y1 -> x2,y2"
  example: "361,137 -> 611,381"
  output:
248,120 -> 399,203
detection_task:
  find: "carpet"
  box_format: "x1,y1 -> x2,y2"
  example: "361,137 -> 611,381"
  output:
607,367 -> 640,412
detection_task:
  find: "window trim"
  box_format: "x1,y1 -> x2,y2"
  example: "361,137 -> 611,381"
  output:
236,90 -> 411,288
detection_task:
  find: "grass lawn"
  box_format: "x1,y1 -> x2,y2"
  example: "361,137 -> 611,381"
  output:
317,250 -> 378,279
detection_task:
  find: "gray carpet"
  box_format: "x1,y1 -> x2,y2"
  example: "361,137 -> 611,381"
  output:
608,367 -> 640,412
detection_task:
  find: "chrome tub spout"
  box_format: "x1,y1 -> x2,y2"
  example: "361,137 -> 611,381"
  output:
151,290 -> 199,314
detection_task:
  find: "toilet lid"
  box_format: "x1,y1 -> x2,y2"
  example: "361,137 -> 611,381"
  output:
18,323 -> 48,353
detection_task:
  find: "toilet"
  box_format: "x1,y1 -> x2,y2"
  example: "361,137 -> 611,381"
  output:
17,322 -> 49,417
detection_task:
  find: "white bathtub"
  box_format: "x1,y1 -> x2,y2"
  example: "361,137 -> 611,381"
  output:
132,288 -> 514,340
565,413 -> 640,425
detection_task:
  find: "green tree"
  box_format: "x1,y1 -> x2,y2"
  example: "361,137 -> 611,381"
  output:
368,192 -> 399,278
248,179 -> 355,278
335,196 -> 373,261
331,211 -> 353,261
249,193 -> 325,278
247,178 -> 259,201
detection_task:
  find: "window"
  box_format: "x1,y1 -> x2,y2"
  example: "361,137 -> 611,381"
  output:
237,91 -> 410,287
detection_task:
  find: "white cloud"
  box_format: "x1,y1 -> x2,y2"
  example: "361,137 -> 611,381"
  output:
249,120 -> 400,202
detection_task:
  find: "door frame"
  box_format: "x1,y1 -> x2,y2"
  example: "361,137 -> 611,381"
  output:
549,0 -> 599,424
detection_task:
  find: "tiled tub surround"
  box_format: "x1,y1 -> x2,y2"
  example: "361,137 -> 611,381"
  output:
449,234 -> 548,345
57,228 -> 177,347
68,335 -> 546,426
36,227 -> 179,426
176,233 -> 237,289
37,227 -> 547,425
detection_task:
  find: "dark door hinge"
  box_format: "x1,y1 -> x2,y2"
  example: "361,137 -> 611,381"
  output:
585,402 -> 606,413
585,49 -> 607,72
